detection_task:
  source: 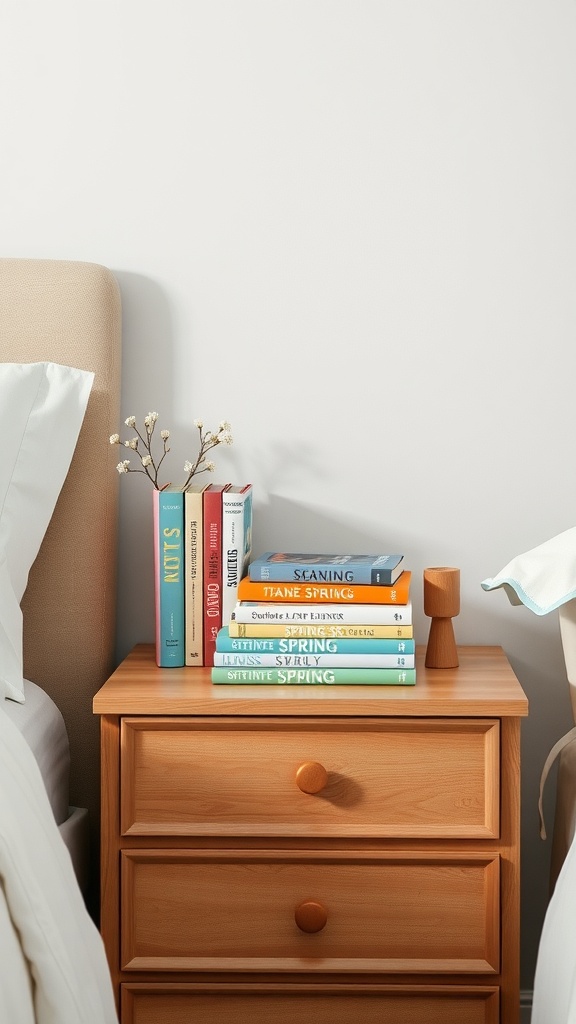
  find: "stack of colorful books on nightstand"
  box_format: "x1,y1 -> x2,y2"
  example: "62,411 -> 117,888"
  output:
211,552 -> 415,686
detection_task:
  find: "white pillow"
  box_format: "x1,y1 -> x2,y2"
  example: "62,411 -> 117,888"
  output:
0,362 -> 94,702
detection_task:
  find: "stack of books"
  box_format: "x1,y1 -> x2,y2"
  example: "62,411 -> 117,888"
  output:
211,552 -> 415,685
153,482 -> 253,668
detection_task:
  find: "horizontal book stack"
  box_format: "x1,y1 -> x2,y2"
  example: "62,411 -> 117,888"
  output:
212,552 -> 415,686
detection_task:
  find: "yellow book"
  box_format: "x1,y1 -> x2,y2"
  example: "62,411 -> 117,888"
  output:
228,621 -> 414,640
184,482 -> 209,665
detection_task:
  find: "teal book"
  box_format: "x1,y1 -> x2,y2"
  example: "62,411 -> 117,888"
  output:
249,552 -> 404,586
211,666 -> 416,685
216,625 -> 414,655
153,486 -> 185,667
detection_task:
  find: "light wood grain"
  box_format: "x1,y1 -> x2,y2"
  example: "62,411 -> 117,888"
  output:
121,983 -> 500,1024
424,567 -> 460,668
94,644 -> 528,717
96,644 -> 527,1024
120,717 -> 499,838
120,849 -> 499,974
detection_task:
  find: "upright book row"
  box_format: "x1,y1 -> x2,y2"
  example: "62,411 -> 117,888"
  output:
211,551 -> 415,686
153,483 -> 253,667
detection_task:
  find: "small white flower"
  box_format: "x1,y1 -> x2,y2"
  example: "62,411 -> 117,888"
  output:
111,411 -> 229,488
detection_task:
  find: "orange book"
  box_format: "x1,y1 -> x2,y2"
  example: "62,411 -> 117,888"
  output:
237,572 -> 411,605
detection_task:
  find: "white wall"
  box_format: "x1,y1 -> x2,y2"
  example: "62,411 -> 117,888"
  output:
2,0 -> 576,988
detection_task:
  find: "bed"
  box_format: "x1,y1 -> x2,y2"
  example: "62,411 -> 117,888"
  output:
531,597 -> 576,1023
0,258 -> 121,1022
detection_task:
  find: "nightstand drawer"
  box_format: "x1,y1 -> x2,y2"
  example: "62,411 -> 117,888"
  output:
122,983 -> 500,1024
120,716 -> 499,838
120,850 -> 500,974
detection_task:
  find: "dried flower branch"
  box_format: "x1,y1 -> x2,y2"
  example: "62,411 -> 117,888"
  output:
109,412 -> 233,490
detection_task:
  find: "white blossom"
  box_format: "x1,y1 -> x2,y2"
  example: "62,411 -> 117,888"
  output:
110,412 -> 232,488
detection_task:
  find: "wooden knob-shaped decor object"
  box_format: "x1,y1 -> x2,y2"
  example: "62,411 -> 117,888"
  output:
296,761 -> 328,794
424,567 -> 460,669
295,899 -> 328,933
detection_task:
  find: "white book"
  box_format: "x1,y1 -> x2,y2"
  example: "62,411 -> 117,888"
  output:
213,652 -> 415,668
231,600 -> 412,626
221,485 -> 253,627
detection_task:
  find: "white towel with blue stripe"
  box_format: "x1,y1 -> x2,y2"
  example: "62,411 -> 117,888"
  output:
480,526 -> 576,616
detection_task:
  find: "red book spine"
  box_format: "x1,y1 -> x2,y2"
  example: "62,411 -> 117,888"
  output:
203,484 -> 230,666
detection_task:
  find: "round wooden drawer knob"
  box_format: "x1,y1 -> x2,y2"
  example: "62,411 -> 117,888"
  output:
295,899 -> 328,933
296,761 -> 328,794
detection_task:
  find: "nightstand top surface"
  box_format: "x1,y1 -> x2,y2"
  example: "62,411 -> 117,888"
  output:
93,644 -> 528,717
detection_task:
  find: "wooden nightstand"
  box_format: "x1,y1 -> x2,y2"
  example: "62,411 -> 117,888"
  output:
94,644 -> 528,1024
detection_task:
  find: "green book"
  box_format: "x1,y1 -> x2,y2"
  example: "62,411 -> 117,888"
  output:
211,666 -> 416,686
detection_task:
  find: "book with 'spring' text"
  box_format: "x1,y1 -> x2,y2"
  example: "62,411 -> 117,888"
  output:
216,625 -> 415,654
211,666 -> 416,685
227,621 -> 414,639
237,573 -> 412,606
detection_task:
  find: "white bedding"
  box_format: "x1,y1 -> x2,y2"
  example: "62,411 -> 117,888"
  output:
0,699 -> 118,1024
3,679 -> 90,891
532,830 -> 576,1023
3,680 -> 70,826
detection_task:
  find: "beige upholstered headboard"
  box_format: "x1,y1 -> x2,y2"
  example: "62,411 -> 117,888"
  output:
0,258 -> 121,900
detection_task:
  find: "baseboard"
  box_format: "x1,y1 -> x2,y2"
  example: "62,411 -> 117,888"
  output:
520,989 -> 532,1023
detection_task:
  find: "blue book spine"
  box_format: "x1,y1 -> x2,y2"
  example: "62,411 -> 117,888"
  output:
249,552 -> 404,586
216,626 -> 414,655
153,487 -> 185,667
